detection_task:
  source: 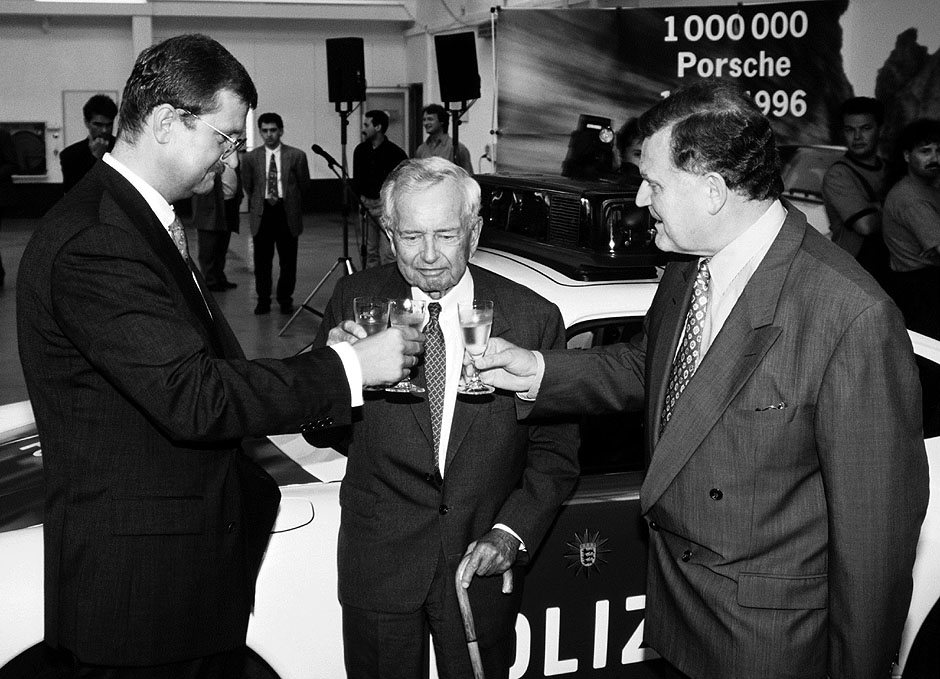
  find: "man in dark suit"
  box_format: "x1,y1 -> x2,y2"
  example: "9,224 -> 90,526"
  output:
191,152 -> 242,291
314,157 -> 579,679
241,112 -> 310,315
477,80 -> 928,679
16,34 -> 422,678
59,94 -> 117,193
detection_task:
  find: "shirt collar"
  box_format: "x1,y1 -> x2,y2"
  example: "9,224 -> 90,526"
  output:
411,268 -> 474,317
706,200 -> 786,298
103,152 -> 177,228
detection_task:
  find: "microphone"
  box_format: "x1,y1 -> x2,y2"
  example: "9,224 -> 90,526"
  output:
311,144 -> 339,168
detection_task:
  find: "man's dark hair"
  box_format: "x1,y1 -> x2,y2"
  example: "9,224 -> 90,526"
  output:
638,79 -> 783,202
83,94 -> 118,122
366,110 -> 390,134
422,104 -> 449,132
257,112 -> 284,130
118,34 -> 257,141
840,97 -> 885,126
898,118 -> 940,153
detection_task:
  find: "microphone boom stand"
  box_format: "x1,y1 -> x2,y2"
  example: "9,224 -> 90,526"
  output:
278,102 -> 358,337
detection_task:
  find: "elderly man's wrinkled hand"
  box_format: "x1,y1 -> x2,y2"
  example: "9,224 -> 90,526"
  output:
472,337 -> 539,393
354,326 -> 425,387
458,529 -> 520,591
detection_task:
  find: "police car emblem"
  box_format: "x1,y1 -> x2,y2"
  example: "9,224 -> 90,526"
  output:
564,529 -> 610,576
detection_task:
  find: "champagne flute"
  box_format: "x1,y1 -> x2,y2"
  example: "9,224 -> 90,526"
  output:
458,300 -> 495,395
354,296 -> 389,391
386,298 -> 427,394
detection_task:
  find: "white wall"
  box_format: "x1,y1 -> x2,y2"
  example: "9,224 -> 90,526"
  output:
0,15 -> 135,183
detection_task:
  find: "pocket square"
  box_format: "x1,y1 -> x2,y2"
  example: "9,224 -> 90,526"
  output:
754,401 -> 787,411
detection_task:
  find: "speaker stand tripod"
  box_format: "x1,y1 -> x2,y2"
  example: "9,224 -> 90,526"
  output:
279,103 -> 358,337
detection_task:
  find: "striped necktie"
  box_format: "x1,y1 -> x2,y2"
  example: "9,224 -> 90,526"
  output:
425,302 -> 446,475
266,153 -> 279,204
660,258 -> 711,434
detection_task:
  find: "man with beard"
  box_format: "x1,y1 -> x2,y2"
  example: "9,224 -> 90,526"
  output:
883,118 -> 940,339
17,34 -> 422,678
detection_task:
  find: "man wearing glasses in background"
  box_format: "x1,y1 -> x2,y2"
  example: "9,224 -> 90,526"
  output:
241,112 -> 311,315
17,34 -> 422,678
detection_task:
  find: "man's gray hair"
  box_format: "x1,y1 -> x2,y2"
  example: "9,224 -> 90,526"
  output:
379,157 -> 481,234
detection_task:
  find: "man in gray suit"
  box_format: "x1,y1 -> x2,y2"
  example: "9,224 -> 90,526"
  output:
241,112 -> 310,315
17,34 -> 421,678
314,157 -> 579,679
477,80 -> 928,679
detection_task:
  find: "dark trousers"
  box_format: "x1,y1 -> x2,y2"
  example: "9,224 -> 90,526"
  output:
197,229 -> 232,287
252,201 -> 297,306
56,646 -> 246,679
342,551 -> 520,679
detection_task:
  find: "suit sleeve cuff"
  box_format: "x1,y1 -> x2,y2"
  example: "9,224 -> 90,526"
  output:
516,351 -> 545,402
493,524 -> 526,551
330,341 -> 363,407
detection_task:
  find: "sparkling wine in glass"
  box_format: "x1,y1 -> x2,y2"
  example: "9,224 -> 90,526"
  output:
354,296 -> 389,337
458,300 -> 495,395
386,298 -> 427,394
354,297 -> 389,391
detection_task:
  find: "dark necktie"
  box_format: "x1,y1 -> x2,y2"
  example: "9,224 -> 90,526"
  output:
266,153 -> 278,205
167,215 -> 190,262
660,258 -> 711,434
425,302 -> 446,474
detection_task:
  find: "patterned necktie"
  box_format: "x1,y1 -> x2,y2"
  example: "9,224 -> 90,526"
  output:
425,302 -> 446,474
660,258 -> 711,434
167,215 -> 190,261
266,153 -> 278,205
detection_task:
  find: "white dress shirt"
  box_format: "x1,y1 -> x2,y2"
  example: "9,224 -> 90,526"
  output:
697,199 -> 787,364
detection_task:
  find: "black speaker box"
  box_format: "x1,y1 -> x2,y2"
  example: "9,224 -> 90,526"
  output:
434,32 -> 481,103
326,37 -> 366,103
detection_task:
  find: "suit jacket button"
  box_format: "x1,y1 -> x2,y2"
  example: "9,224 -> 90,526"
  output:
439,504 -> 449,515
226,521 -> 236,533
709,488 -> 723,501
681,550 -> 692,562
649,521 -> 659,531
424,473 -> 434,483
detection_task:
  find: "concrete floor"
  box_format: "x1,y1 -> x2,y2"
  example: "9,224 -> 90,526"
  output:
0,210 -> 366,407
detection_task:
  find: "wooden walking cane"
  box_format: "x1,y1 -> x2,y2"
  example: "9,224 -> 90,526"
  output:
455,554 -> 514,679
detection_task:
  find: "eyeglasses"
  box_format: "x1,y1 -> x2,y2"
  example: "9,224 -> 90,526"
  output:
177,109 -> 246,160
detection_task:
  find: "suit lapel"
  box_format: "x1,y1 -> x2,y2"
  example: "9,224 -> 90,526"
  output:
444,267 -> 506,471
640,209 -> 807,512
97,163 -> 229,358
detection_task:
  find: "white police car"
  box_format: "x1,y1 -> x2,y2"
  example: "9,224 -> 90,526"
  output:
1,246 -> 937,679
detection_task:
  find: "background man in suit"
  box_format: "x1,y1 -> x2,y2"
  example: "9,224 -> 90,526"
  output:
192,151 -> 242,291
241,112 -> 310,315
353,108 -> 407,268
314,157 -> 579,679
59,93 -> 118,193
17,33 -> 422,678
476,80 -> 928,679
